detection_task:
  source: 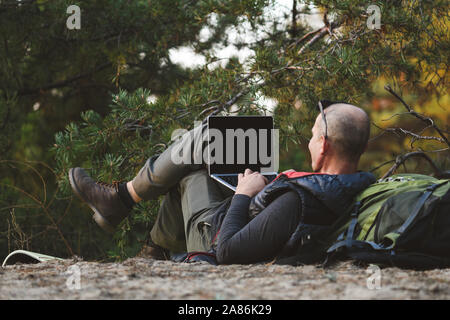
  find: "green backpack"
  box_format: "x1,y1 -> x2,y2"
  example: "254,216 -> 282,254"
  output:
325,173 -> 450,269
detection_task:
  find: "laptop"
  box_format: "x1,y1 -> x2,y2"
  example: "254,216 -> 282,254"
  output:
207,115 -> 279,191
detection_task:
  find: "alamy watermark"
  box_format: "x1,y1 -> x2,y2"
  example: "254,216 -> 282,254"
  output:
366,265 -> 381,290
65,4 -> 381,31
65,264 -> 81,290
367,4 -> 381,30
66,5 -> 81,30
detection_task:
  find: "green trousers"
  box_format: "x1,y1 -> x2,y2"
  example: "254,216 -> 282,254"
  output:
130,123 -> 233,253
151,169 -> 232,253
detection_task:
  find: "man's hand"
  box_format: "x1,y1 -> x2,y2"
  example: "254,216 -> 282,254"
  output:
235,168 -> 268,198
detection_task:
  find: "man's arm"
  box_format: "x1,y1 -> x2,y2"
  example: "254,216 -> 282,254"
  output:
216,190 -> 301,264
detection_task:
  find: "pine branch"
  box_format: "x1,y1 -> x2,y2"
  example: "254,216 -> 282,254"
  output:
371,122 -> 446,147
384,84 -> 450,148
297,17 -> 342,54
208,89 -> 250,117
288,29 -> 323,48
381,151 -> 443,179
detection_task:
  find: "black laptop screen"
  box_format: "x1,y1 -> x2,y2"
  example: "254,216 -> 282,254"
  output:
207,116 -> 275,174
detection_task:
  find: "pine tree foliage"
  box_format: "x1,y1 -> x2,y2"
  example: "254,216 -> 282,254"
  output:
1,0 -> 448,260
0,0 -> 271,260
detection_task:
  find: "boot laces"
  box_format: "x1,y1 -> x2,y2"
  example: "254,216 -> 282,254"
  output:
96,180 -> 121,192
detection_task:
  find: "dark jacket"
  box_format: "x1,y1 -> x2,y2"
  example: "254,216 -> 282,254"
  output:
209,171 -> 376,264
249,172 -> 376,220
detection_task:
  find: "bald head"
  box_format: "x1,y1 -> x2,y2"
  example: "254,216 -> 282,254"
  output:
317,103 -> 370,162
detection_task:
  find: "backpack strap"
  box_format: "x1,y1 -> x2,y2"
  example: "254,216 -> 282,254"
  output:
345,201 -> 361,248
323,200 -> 384,267
326,201 -> 367,254
394,181 -> 449,236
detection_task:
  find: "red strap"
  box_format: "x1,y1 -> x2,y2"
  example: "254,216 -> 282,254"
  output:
211,229 -> 220,245
186,251 -> 216,261
273,171 -> 324,181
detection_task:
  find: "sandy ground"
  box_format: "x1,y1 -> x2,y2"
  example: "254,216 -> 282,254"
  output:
1,257 -> 450,300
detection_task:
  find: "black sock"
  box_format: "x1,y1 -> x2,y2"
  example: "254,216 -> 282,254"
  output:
117,183 -> 136,209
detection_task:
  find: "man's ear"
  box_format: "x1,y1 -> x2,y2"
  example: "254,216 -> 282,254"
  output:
320,135 -> 329,155
314,136 -> 328,171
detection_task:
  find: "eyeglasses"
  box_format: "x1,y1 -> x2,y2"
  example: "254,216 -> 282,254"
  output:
317,100 -> 347,140
318,100 -> 328,140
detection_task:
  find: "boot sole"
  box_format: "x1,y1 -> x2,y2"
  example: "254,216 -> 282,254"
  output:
68,168 -> 115,234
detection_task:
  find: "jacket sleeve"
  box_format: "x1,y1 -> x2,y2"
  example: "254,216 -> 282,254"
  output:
216,191 -> 302,264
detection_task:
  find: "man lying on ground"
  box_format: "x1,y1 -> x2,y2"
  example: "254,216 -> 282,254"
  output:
69,101 -> 375,264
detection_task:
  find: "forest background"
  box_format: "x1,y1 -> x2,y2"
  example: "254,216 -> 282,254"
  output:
0,0 -> 448,261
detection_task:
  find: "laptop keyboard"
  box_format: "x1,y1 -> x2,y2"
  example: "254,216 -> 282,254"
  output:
217,174 -> 278,187
219,175 -> 239,187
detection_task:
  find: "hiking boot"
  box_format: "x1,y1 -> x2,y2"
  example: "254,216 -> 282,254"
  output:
69,167 -> 131,233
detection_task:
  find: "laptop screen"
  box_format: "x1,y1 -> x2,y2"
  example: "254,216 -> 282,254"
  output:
207,116 -> 275,174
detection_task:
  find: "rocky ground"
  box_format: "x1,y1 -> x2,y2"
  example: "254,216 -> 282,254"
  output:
1,257 -> 450,300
